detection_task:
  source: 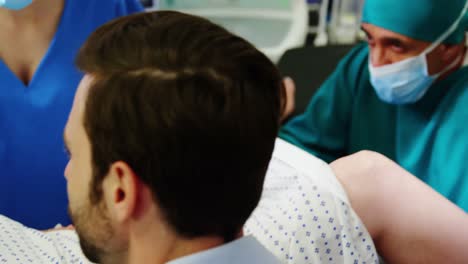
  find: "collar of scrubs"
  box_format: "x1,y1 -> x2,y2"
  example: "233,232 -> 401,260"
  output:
166,235 -> 280,264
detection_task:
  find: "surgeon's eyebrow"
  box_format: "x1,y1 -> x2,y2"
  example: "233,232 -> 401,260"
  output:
361,26 -> 408,50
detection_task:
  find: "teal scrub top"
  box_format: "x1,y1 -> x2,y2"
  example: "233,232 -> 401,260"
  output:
280,43 -> 468,211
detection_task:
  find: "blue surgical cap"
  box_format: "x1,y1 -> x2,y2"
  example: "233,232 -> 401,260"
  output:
362,0 -> 468,44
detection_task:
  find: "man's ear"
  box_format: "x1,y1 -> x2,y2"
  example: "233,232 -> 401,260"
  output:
102,161 -> 139,223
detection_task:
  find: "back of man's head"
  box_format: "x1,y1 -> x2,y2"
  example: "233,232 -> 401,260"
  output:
75,11 -> 283,242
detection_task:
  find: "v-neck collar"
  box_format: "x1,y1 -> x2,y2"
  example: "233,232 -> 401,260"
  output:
0,0 -> 70,90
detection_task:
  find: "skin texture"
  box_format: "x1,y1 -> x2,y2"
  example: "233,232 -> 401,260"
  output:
331,151 -> 468,264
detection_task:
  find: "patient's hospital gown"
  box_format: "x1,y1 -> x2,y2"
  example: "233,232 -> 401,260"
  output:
0,139 -> 377,264
244,139 -> 378,264
0,215 -> 90,263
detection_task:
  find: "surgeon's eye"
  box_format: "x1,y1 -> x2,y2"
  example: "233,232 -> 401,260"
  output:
388,40 -> 405,53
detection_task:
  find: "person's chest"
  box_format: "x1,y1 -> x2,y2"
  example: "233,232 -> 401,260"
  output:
0,34 -> 53,86
0,0 -> 121,88
0,3 -> 65,86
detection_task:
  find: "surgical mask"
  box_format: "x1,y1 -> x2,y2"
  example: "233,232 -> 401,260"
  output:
368,1 -> 468,104
0,0 -> 33,10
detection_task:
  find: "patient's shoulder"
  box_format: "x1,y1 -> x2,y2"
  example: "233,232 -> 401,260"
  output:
245,139 -> 379,264
0,215 -> 90,263
268,138 -> 349,202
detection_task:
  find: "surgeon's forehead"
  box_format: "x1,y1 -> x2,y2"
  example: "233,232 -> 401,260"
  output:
362,24 -> 408,40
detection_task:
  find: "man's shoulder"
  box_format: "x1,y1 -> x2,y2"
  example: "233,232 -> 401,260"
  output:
451,66 -> 468,89
167,236 -> 282,264
335,42 -> 370,76
317,42 -> 372,99
433,66 -> 468,113
343,42 -> 370,62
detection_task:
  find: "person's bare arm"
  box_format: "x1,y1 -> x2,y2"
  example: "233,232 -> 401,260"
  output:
331,150 -> 468,264
280,77 -> 295,122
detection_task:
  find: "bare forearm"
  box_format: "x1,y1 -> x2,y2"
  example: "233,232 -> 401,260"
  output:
331,151 -> 468,264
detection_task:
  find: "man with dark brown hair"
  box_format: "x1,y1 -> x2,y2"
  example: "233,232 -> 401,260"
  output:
63,10 -> 283,264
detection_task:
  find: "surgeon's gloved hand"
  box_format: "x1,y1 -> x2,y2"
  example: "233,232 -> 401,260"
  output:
0,0 -> 33,10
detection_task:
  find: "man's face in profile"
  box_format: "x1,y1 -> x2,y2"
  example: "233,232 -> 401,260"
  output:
63,75 -> 117,263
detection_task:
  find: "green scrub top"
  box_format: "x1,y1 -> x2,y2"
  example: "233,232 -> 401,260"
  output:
280,43 -> 468,211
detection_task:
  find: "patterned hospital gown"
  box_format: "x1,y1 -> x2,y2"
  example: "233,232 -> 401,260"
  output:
244,139 -> 379,264
0,138 -> 378,264
0,215 -> 91,264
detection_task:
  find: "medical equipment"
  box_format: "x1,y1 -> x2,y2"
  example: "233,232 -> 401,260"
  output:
154,0 -> 308,64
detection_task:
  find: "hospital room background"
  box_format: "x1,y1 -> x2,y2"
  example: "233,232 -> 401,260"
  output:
145,0 -> 365,117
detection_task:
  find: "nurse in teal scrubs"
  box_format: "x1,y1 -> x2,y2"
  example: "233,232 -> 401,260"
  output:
280,0 -> 468,210
0,0 -> 143,229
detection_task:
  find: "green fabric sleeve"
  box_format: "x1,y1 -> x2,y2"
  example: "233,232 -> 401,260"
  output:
279,43 -> 369,163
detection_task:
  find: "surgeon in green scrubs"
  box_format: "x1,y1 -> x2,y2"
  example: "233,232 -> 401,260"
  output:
280,0 -> 468,211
